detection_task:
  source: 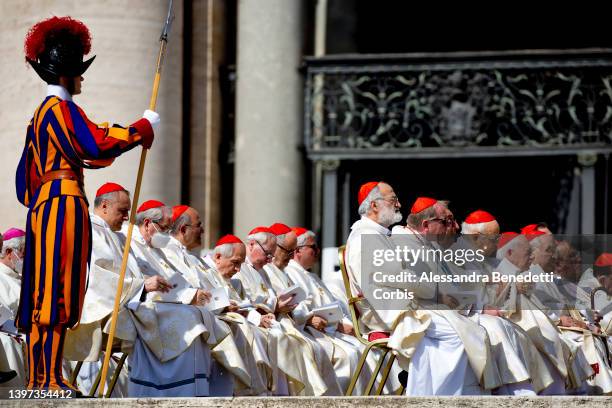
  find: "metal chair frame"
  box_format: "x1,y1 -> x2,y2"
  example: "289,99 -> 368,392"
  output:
69,349 -> 127,398
338,245 -> 405,396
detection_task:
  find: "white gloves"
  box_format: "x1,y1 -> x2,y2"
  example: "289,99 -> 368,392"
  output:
143,109 -> 160,131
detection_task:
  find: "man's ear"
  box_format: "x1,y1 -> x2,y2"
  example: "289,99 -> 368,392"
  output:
370,200 -> 379,212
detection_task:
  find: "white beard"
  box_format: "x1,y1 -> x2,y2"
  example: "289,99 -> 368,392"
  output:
379,206 -> 403,228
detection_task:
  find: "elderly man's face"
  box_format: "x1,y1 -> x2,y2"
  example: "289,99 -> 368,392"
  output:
144,213 -> 172,247
473,222 -> 500,258
101,191 -> 130,232
508,236 -> 532,271
532,234 -> 556,272
294,235 -> 319,270
248,237 -> 276,270
425,204 -> 459,248
182,208 -> 204,250
596,268 -> 612,293
215,244 -> 246,279
273,232 -> 297,270
554,241 -> 582,282
373,183 -> 402,228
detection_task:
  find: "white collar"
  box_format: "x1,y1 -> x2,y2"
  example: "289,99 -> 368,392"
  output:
529,263 -> 545,276
132,227 -> 147,246
202,253 -> 216,269
497,257 -> 520,275
168,236 -> 186,251
46,84 -> 72,101
0,262 -> 19,279
90,213 -> 110,229
287,259 -> 308,274
352,216 -> 391,236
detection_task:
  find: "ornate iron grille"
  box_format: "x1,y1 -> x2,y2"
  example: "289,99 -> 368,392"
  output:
303,50 -> 612,159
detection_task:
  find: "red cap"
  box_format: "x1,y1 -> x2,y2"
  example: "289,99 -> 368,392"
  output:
96,182 -> 126,197
464,210 -> 496,224
269,223 -> 292,236
523,230 -> 546,241
498,232 -> 519,249
594,253 -> 612,267
411,197 -> 437,214
172,205 -> 190,222
248,226 -> 274,235
137,200 -> 165,214
292,227 -> 308,237
520,224 -> 540,235
358,181 -> 380,205
215,234 -> 244,247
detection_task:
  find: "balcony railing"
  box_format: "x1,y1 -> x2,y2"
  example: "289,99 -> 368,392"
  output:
303,49 -> 612,159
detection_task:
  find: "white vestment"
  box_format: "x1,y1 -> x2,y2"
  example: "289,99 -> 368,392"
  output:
120,229 -> 248,397
265,261 -> 376,394
63,214 -> 144,396
202,262 -> 290,396
0,262 -> 26,389
532,266 -> 612,394
346,218 -> 499,395
446,238 -> 551,394
160,237 -> 271,395
236,260 -> 342,395
495,259 -> 589,394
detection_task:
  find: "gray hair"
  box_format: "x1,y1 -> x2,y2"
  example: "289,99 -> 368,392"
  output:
461,220 -> 498,235
93,190 -> 128,208
296,230 -> 316,246
0,236 -> 25,258
358,186 -> 382,216
135,206 -> 171,226
407,200 -> 449,229
214,243 -> 236,258
170,213 -> 191,236
275,233 -> 288,246
246,232 -> 275,246
528,233 -> 553,250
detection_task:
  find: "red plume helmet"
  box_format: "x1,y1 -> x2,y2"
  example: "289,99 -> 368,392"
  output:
24,16 -> 95,83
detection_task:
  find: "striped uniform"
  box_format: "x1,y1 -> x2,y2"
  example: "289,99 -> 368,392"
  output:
15,95 -> 152,390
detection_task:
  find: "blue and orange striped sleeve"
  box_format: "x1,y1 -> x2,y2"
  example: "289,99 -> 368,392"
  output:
45,100 -> 152,166
15,123 -> 39,207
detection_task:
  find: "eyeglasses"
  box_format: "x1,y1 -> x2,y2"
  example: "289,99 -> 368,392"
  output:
255,240 -> 274,260
298,244 -> 319,252
184,222 -> 203,230
153,221 -> 170,234
427,217 -> 456,227
375,196 -> 400,205
479,233 -> 500,243
277,244 -> 295,257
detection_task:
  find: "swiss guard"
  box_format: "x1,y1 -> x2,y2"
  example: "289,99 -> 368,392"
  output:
15,16 -> 159,390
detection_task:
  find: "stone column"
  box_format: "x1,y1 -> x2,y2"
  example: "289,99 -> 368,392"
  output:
0,0 -> 183,230
189,0 -> 228,248
233,0 -> 305,238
